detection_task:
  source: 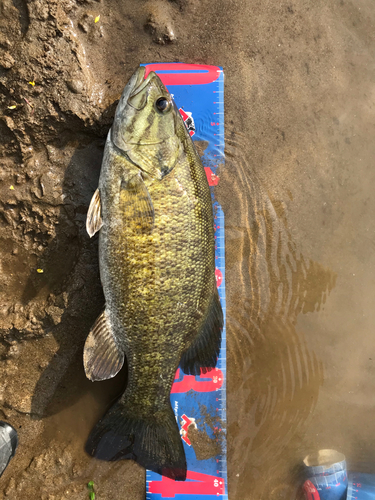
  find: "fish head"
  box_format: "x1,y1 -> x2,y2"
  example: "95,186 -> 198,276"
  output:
111,67 -> 182,179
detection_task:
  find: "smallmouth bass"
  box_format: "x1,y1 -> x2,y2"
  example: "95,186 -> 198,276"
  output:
84,66 -> 223,480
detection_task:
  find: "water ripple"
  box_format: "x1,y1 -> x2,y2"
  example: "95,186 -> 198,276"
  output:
215,131 -> 335,498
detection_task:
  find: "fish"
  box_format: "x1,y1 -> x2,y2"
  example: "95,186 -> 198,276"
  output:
84,66 -> 223,481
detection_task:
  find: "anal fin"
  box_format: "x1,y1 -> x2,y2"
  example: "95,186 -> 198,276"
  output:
84,310 -> 124,381
86,188 -> 103,238
180,288 -> 223,376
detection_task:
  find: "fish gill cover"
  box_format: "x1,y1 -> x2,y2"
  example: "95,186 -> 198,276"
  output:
141,63 -> 228,500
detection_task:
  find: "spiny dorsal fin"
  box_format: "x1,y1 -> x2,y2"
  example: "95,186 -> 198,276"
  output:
180,287 -> 223,376
120,174 -> 154,233
84,310 -> 124,381
86,188 -> 103,238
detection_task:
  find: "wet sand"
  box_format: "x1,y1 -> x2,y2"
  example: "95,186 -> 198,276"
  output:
1,0 -> 375,498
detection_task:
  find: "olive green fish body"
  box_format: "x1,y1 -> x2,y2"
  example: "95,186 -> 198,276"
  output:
84,67 -> 223,480
100,129 -> 214,411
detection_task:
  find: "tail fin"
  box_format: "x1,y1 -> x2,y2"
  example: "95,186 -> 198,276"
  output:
85,398 -> 187,481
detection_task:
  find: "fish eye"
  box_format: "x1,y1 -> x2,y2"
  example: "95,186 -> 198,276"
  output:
155,97 -> 170,113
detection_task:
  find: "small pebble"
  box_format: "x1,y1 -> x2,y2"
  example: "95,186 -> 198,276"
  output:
0,52 -> 15,69
66,79 -> 84,94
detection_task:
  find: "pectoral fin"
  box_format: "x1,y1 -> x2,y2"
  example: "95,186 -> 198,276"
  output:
120,174 -> 154,233
180,288 -> 223,376
84,310 -> 124,381
86,188 -> 103,238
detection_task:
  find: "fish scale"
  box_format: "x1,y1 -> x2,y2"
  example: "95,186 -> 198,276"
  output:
142,63 -> 228,500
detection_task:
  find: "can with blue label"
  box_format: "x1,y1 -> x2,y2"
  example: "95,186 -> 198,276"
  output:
302,450 -> 348,500
0,421 -> 18,477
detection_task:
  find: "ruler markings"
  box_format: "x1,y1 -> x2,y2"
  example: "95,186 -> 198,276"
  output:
144,63 -> 227,500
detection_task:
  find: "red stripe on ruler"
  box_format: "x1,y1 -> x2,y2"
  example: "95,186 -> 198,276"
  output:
144,63 -> 221,85
149,470 -> 226,497
171,368 -> 224,394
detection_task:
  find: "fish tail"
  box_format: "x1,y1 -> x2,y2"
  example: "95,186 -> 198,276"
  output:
85,397 -> 187,481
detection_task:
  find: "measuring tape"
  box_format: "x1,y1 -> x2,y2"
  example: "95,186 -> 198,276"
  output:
141,63 -> 228,500
347,473 -> 375,500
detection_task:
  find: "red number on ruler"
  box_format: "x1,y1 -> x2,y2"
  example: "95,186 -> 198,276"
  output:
171,368 -> 223,393
149,470 -> 225,497
215,268 -> 223,287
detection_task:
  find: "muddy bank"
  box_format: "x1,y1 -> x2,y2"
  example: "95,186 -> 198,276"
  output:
1,0 -> 375,498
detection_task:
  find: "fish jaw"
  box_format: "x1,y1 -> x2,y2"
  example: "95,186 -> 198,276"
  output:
111,68 -> 177,161
111,67 -> 146,152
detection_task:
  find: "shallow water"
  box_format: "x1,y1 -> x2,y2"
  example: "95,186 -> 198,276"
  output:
1,0 -> 375,498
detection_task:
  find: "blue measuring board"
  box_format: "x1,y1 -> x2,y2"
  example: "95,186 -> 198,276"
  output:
141,63 -> 227,500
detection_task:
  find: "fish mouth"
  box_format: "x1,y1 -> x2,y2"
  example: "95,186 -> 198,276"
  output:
111,67 -> 173,151
127,67 -> 158,111
128,67 -> 170,112
129,67 -> 170,101
129,66 -> 149,98
128,67 -> 168,108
